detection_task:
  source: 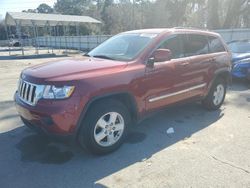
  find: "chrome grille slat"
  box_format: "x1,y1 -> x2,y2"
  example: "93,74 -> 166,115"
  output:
17,79 -> 44,106
22,82 -> 26,99
31,86 -> 36,103
24,83 -> 27,99
20,82 -> 24,98
18,80 -> 22,93
26,84 -> 30,100
28,85 -> 33,102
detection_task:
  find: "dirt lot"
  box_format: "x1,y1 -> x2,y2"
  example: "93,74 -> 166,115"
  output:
0,49 -> 250,188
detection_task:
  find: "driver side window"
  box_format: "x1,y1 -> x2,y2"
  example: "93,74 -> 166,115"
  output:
158,35 -> 185,59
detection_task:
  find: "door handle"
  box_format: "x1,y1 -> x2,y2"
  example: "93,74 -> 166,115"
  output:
180,62 -> 190,66
208,58 -> 215,62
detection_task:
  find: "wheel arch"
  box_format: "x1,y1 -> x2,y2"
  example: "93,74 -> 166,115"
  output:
205,68 -> 231,97
215,69 -> 232,85
75,91 -> 139,135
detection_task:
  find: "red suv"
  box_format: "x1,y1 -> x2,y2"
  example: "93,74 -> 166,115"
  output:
15,28 -> 231,154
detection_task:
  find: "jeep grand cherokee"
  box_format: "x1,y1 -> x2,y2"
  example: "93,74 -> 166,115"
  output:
15,28 -> 231,154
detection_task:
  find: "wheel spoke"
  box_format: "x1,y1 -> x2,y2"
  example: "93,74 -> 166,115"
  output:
107,133 -> 115,144
215,99 -> 219,105
109,113 -> 117,124
97,118 -> 107,129
214,84 -> 224,105
213,91 -> 218,97
95,131 -> 107,143
115,123 -> 124,131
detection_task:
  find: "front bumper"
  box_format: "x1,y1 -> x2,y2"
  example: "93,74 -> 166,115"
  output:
247,69 -> 250,81
232,63 -> 250,79
14,92 -> 82,138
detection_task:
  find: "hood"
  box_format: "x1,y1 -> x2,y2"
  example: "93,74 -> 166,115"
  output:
232,53 -> 250,64
22,57 -> 128,83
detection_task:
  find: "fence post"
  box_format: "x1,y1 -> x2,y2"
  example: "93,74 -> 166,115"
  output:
15,20 -> 24,56
48,22 -> 53,53
4,23 -> 11,55
31,21 -> 38,55
76,23 -> 80,52
87,35 -> 89,51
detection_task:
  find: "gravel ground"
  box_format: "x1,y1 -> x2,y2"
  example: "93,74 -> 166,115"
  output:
0,50 -> 250,188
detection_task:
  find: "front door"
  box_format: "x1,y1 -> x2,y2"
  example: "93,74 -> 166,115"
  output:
144,34 -> 190,111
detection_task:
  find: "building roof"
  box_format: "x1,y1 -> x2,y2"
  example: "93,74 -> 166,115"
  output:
5,12 -> 101,26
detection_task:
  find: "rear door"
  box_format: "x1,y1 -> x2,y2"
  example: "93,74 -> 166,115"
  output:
174,34 -> 213,99
206,35 -> 231,80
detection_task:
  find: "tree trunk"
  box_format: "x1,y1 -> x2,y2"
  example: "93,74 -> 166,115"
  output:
223,0 -> 246,29
207,0 -> 220,29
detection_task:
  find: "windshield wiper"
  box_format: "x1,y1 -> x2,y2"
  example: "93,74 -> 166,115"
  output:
92,55 -> 114,60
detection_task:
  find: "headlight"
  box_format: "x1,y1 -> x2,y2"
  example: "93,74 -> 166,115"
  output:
43,85 -> 75,99
233,63 -> 240,70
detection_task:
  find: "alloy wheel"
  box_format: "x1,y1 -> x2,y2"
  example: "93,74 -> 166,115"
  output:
213,84 -> 225,106
94,112 -> 125,147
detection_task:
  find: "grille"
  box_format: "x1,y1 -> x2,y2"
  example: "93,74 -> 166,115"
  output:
18,79 -> 44,106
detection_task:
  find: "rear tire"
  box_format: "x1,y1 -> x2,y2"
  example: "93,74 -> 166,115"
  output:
202,78 -> 226,111
78,99 -> 131,155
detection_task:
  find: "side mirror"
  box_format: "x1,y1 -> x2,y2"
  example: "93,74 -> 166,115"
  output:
154,49 -> 172,62
147,49 -> 172,67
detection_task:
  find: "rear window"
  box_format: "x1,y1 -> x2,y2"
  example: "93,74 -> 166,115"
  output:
184,34 -> 209,57
208,36 -> 226,53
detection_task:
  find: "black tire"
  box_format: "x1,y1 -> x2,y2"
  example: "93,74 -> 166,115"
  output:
202,78 -> 226,111
78,99 -> 131,155
13,42 -> 20,47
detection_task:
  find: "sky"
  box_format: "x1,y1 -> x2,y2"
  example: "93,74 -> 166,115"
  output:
0,0 -> 56,20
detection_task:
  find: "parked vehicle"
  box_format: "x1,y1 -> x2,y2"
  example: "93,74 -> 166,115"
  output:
9,34 -> 29,47
15,28 -> 231,154
227,40 -> 250,81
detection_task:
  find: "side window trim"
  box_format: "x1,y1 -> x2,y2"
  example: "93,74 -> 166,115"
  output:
206,35 -> 213,54
184,33 -> 210,57
207,35 -> 227,54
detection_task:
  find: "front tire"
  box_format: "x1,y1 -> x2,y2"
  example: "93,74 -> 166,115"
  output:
202,78 -> 226,110
78,99 -> 131,155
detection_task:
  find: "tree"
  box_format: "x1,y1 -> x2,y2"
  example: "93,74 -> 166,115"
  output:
37,3 -> 54,14
207,0 -> 220,29
54,0 -> 94,15
242,1 -> 250,27
101,0 -> 114,34
223,0 -> 249,28
6,0 -> 250,39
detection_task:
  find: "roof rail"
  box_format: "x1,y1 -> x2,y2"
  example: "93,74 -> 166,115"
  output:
173,27 -> 209,31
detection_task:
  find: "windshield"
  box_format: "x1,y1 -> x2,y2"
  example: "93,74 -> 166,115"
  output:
228,41 -> 250,53
88,33 -> 157,61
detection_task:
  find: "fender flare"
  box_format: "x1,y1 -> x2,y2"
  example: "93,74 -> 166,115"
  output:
74,91 -> 139,137
206,68 -> 232,97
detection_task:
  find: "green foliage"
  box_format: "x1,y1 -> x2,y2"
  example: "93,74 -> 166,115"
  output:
37,3 -> 54,14
22,3 -> 54,13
